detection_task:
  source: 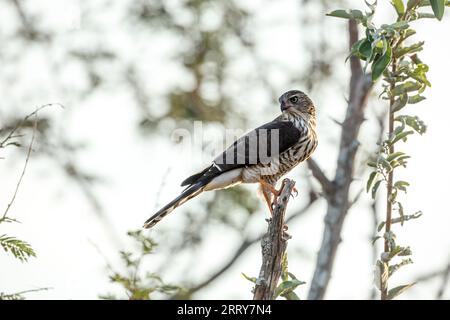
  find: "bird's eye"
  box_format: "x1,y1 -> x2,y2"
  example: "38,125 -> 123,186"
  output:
289,96 -> 298,103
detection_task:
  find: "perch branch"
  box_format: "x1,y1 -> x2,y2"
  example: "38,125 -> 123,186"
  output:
187,193 -> 317,295
253,178 -> 295,300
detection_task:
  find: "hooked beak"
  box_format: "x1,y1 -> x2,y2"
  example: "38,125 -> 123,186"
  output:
281,103 -> 291,112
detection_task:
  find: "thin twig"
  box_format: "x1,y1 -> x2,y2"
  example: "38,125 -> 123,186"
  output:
2,113 -> 37,219
381,54 -> 397,300
253,179 -> 295,300
0,103 -> 62,148
0,287 -> 52,300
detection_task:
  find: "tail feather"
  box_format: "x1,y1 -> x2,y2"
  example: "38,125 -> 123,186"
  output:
180,165 -> 212,187
143,181 -> 206,229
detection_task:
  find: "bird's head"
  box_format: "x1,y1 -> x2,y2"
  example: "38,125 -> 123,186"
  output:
279,90 -> 315,116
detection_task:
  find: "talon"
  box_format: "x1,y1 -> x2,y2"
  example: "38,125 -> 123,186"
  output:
282,231 -> 292,241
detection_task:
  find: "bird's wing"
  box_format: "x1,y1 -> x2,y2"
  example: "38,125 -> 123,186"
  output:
181,120 -> 302,186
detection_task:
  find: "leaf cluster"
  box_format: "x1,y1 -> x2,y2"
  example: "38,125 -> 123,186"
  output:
328,0 -> 447,299
100,230 -> 184,300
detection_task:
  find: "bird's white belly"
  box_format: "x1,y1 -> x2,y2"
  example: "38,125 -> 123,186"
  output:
203,168 -> 243,191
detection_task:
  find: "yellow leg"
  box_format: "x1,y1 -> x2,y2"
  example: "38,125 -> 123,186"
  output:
259,178 -> 299,203
259,178 -> 281,197
261,187 -> 274,215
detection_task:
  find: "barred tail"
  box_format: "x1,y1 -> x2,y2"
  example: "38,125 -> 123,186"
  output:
143,181 -> 206,229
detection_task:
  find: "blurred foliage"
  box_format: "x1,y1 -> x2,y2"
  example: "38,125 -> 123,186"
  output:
0,0 -> 386,300
129,0 -> 253,129
100,230 -> 185,300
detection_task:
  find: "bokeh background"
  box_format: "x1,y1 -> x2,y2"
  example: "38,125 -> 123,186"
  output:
1,0 -> 449,299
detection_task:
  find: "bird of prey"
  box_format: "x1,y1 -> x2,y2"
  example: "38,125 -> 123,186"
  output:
143,90 -> 318,228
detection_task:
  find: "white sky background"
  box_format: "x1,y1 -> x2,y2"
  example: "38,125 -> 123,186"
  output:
0,0 -> 449,299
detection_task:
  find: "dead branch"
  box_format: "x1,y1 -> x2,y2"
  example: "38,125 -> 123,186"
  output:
253,178 -> 295,300
187,192 -> 317,295
308,19 -> 374,300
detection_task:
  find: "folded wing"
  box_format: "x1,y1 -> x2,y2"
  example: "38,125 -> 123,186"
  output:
181,120 -> 302,186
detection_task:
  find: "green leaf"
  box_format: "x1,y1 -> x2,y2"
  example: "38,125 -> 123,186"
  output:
394,41 -> 424,58
398,246 -> 413,256
390,21 -> 410,29
349,38 -> 372,61
392,94 -> 408,112
396,115 -> 427,134
372,43 -> 392,81
349,38 -> 365,61
372,236 -> 382,245
0,235 -> 36,262
281,253 -> 289,281
241,272 -> 257,283
389,258 -> 413,276
395,180 -> 410,192
367,171 -> 378,192
327,9 -> 364,20
396,155 -> 411,163
419,0 -> 431,6
282,291 -> 301,300
390,130 -> 414,145
407,0 -> 422,9
326,9 -> 351,19
379,156 -> 393,172
275,279 -> 305,298
359,39 -> 373,59
372,180 -> 382,199
407,63 -> 431,87
387,151 -> 407,162
387,283 -> 416,299
394,116 -> 406,135
397,202 -> 405,225
430,0 -> 445,20
377,221 -> 386,232
368,161 -> 378,168
389,245 -> 404,259
403,29 -> 417,40
391,0 -> 406,15
391,81 -> 422,95
408,94 -> 426,104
